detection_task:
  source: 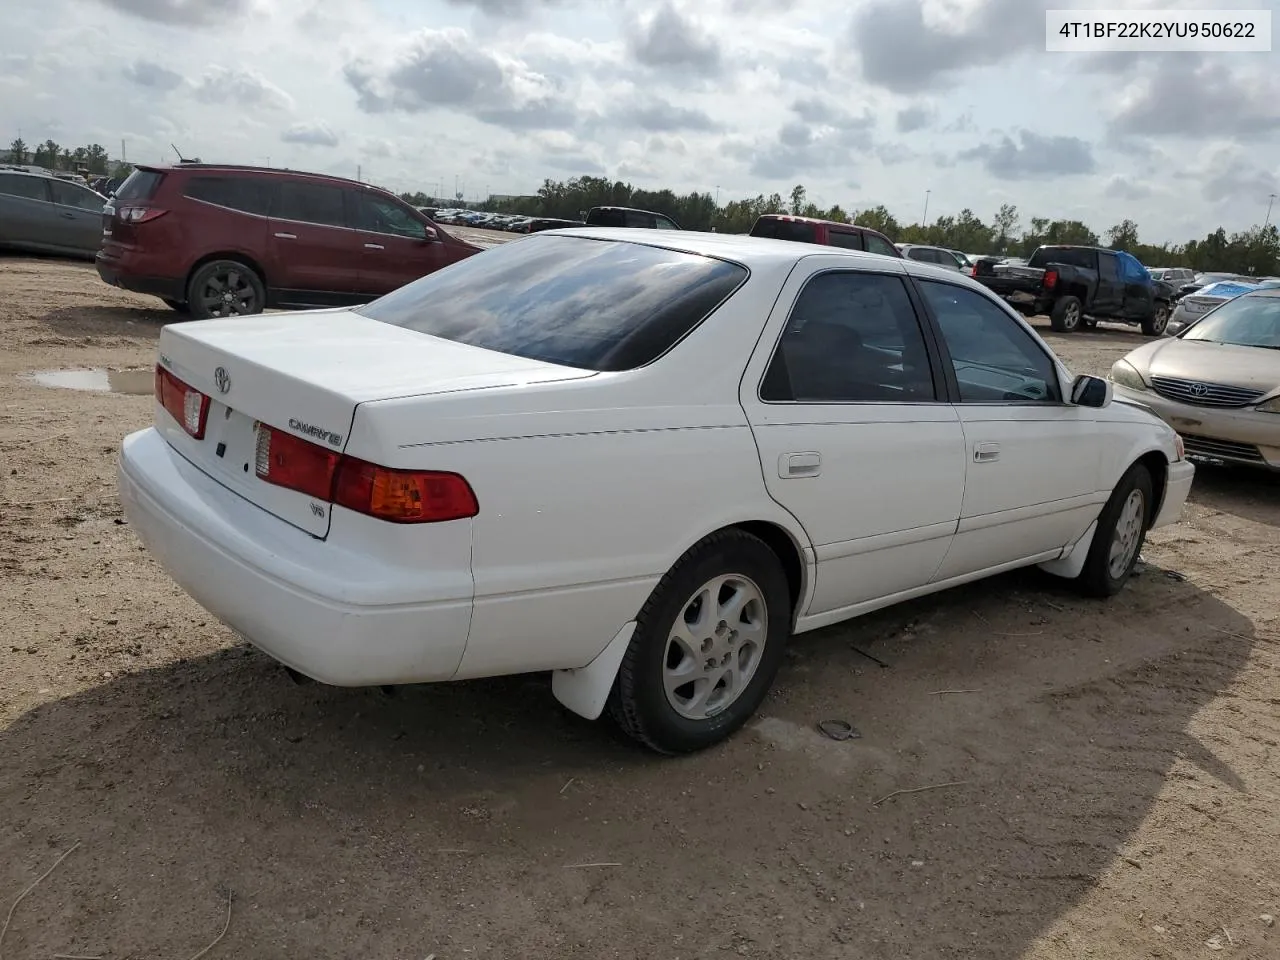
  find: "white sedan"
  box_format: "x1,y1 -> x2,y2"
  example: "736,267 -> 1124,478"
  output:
119,229 -> 1194,754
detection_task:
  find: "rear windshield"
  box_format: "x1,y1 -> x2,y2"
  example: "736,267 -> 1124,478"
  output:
354,235 -> 748,371
1028,247 -> 1095,270
114,169 -> 164,202
750,218 -> 818,243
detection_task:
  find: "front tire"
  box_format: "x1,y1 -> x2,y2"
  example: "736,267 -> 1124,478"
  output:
609,529 -> 792,754
1077,463 -> 1154,597
1050,295 -> 1083,332
1142,301 -> 1170,336
186,260 -> 266,320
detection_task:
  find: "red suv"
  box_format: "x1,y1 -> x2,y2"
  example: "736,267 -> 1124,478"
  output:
748,215 -> 901,258
97,164 -> 483,319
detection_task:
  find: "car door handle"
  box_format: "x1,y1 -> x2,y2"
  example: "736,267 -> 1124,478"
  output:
779,452 -> 821,478
61,211 -> 76,219
273,232 -> 296,239
364,243 -> 384,250
973,442 -> 1000,463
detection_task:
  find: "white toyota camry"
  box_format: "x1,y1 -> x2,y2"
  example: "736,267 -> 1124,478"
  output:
119,229 -> 1194,754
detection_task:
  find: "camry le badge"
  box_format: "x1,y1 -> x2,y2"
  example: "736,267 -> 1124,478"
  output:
214,366 -> 231,394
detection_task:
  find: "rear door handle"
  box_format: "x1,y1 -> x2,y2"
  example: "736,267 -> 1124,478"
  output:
973,442 -> 1000,463
779,452 -> 821,478
61,212 -> 76,219
364,243 -> 384,250
273,232 -> 296,239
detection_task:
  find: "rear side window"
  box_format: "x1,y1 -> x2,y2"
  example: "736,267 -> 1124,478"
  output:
1098,252 -> 1120,283
274,181 -> 348,228
828,231 -> 863,250
751,218 -> 818,243
184,176 -> 273,216
355,235 -> 748,371
114,170 -> 164,202
1028,247 -> 1095,270
0,174 -> 49,201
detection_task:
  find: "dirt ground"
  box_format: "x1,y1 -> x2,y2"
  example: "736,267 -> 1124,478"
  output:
1,252 -> 1277,960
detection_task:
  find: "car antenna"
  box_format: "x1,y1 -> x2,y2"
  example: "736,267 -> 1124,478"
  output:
171,143 -> 199,164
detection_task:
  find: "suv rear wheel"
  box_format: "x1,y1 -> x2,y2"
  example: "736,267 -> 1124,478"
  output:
187,260 -> 266,320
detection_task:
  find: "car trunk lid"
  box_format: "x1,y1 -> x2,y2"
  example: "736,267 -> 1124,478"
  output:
154,308 -> 596,537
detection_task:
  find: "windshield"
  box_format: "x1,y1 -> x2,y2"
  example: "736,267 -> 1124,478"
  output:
1181,294 -> 1280,349
354,235 -> 748,371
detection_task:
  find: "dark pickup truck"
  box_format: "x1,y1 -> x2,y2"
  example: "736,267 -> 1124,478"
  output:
974,245 -> 1174,336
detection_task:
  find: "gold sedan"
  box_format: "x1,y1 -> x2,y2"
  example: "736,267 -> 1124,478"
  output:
1108,288 -> 1280,470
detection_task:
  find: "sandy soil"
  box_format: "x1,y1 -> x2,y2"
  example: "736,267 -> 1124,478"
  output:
1,255 -> 1277,960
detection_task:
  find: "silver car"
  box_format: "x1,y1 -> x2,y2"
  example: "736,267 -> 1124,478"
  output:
1109,288 -> 1280,469
0,169 -> 106,258
897,244 -> 966,271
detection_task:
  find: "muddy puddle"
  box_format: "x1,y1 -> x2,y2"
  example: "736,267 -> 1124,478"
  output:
24,368 -> 153,395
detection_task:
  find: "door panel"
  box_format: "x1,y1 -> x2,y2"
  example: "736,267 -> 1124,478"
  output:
352,192 -> 446,295
0,174 -> 55,250
48,179 -> 105,254
1093,251 -> 1123,314
915,278 -> 1102,579
265,180 -> 362,297
741,261 -> 965,615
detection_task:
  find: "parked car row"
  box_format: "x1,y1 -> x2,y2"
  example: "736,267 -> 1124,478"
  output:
0,166 -> 107,258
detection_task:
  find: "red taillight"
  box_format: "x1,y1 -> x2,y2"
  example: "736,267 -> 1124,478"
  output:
119,206 -> 167,224
254,425 -> 478,524
255,425 -> 339,501
1043,269 -> 1058,290
154,365 -> 210,439
970,265 -> 979,278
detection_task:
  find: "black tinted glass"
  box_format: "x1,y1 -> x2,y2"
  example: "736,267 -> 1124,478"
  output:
761,271 -> 936,402
0,174 -> 49,201
184,176 -> 272,215
355,235 -> 747,371
751,219 -> 818,243
115,170 -> 163,202
50,180 -> 104,211
828,231 -> 863,250
1028,247 -> 1094,269
274,181 -> 347,227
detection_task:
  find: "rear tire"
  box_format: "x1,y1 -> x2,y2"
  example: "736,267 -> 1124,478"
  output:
1050,295 -> 1083,332
1076,463 -> 1154,598
608,529 -> 791,754
186,260 -> 266,320
1142,301 -> 1170,337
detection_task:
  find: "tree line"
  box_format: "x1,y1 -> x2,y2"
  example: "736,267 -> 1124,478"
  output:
3,137 -> 132,178
405,174 -> 1279,276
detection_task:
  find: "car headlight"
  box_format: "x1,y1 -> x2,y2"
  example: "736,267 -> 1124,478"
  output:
1109,359 -> 1147,391
1256,395 -> 1280,413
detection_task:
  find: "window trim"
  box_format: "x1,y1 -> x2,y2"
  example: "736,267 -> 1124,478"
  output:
908,275 -> 1068,406
755,266 -> 951,407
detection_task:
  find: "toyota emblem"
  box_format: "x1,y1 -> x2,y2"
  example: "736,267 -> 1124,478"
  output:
1188,382 -> 1209,397
214,366 -> 231,394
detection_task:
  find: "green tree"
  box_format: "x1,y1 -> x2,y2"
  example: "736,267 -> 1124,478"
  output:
7,137 -> 27,164
992,203 -> 1019,252
1107,218 -> 1140,251
788,184 -> 806,215
32,139 -> 60,169
853,204 -> 900,238
84,143 -> 110,175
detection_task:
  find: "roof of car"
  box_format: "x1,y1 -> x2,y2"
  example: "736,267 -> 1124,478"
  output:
754,214 -> 871,230
548,227 -> 987,285
136,162 -> 382,191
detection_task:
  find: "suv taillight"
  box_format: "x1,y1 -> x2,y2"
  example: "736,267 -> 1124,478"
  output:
118,206 -> 167,224
254,425 -> 479,524
155,365 -> 210,439
1043,269 -> 1058,290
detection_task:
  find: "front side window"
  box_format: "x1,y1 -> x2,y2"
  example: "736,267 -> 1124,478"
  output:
918,280 -> 1061,403
49,180 -> 104,211
761,271 -> 936,403
355,235 -> 747,371
654,215 -> 678,230
273,181 -> 347,228
863,234 -> 899,257
0,174 -> 49,202
356,194 -> 425,238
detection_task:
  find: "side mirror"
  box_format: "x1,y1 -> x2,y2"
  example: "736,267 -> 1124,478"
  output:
1071,374 -> 1112,408
422,224 -> 438,242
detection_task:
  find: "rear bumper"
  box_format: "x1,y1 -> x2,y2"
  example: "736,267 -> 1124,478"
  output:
118,427 -> 473,685
96,253 -> 185,302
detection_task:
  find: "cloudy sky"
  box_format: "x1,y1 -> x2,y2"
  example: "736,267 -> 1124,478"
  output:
2,0 -> 1277,244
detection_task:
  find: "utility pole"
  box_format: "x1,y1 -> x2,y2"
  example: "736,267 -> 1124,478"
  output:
715,185 -> 720,206
1265,193 -> 1277,230
922,189 -> 931,225
357,164 -> 362,182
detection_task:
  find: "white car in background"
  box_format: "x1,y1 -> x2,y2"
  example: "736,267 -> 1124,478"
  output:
118,230 -> 1193,754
